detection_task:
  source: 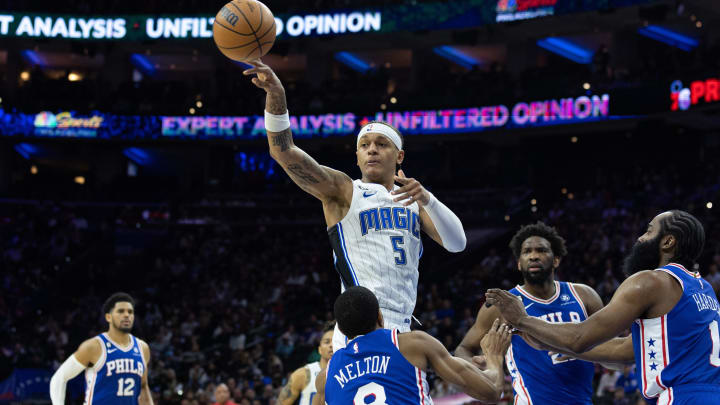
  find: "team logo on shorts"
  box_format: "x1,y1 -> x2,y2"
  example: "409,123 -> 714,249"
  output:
560,294 -> 571,302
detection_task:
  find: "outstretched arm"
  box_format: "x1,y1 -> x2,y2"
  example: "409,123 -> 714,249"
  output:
243,59 -> 352,203
393,170 -> 466,252
405,320 -> 510,403
486,271 -> 667,353
455,304 -> 502,365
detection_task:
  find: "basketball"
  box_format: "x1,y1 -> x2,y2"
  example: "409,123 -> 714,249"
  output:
212,0 -> 276,61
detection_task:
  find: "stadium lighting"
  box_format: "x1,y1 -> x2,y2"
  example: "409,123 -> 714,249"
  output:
531,199 -> 537,205
568,193 -> 575,200
68,72 -> 82,82
708,202 -> 713,209
561,188 -> 567,194
571,136 -> 578,143
380,104 -> 387,110
637,25 -> 699,51
432,46 -> 481,69
74,176 -> 86,185
189,108 -> 196,115
334,52 -> 373,73
537,37 -> 594,64
583,83 -> 591,90
504,215 -> 510,222
20,71 -> 30,81
30,165 -> 38,175
390,97 -> 397,104
696,21 -> 702,28
196,101 -> 203,108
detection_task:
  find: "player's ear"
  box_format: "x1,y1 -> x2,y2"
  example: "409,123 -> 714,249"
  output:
517,260 -> 522,272
105,312 -> 112,323
661,234 -> 676,252
553,255 -> 561,269
377,310 -> 384,329
396,149 -> 404,165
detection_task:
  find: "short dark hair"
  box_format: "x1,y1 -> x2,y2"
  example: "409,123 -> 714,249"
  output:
660,210 -> 705,269
323,320 -> 336,333
509,221 -> 568,259
102,292 -> 135,315
334,286 -> 379,339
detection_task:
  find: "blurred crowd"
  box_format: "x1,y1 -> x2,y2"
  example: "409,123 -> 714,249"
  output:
1,147 -> 719,405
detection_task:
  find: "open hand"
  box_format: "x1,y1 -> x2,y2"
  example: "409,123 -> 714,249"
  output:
242,58 -> 284,93
391,170 -> 431,206
480,319 -> 512,357
485,289 -> 528,327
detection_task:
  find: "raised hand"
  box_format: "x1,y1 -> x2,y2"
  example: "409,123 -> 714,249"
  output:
485,289 -> 528,327
391,170 -> 431,206
242,58 -> 284,94
480,319 -> 512,357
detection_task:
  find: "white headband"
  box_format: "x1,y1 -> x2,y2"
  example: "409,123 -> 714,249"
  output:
357,122 -> 402,151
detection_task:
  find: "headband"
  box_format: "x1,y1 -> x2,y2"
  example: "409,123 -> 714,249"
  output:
356,122 -> 402,150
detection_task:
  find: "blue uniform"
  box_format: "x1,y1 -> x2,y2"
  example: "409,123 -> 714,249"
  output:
84,333 -> 145,405
506,281 -> 594,404
631,263 -> 720,404
325,329 -> 433,405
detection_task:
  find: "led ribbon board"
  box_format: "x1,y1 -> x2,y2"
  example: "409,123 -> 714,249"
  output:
0,0 -> 657,41
670,77 -> 720,111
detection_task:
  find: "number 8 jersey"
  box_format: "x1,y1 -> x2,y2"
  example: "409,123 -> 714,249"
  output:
325,329 -> 432,405
84,333 -> 145,405
632,263 -> 720,403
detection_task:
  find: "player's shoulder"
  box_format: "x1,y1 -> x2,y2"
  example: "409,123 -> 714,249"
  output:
620,270 -> 678,295
567,282 -> 600,296
78,335 -> 103,351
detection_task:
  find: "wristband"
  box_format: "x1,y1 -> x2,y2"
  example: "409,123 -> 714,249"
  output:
264,110 -> 291,132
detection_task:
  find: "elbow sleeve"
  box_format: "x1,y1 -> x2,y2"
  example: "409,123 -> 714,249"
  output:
424,194 -> 466,252
50,355 -> 86,405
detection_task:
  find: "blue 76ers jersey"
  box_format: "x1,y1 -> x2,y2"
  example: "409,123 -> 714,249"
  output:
631,263 -> 720,404
506,281 -> 594,405
84,333 -> 145,405
325,329 -> 433,405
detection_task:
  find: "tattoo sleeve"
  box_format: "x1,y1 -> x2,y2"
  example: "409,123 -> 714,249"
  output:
279,383 -> 292,400
266,90 -> 288,115
271,129 -> 292,152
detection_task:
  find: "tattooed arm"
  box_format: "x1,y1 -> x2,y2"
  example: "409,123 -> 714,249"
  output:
243,59 -> 352,203
277,367 -> 308,405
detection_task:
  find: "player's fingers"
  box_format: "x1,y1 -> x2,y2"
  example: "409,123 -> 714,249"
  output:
398,169 -> 406,178
251,78 -> 269,89
490,318 -> 500,333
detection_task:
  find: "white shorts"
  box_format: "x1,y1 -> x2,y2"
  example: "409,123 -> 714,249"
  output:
332,308 -> 412,352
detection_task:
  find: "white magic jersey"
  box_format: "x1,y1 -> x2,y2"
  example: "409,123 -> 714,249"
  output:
328,179 -> 422,349
299,361 -> 321,405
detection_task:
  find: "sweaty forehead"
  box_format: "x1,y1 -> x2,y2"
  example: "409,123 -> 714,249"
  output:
521,235 -> 551,249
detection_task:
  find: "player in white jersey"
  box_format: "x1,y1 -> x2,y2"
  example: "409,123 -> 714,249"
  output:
243,60 -> 467,350
277,322 -> 334,405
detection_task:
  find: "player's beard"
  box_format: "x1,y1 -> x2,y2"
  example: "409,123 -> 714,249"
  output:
622,234 -> 662,276
114,319 -> 133,333
520,264 -> 553,285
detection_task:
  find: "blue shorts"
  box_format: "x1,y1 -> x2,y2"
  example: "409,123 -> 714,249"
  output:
656,384 -> 720,405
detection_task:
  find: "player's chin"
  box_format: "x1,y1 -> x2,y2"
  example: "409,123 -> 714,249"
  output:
118,325 -> 133,333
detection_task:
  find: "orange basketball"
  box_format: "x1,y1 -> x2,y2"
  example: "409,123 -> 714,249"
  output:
213,0 -> 276,62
